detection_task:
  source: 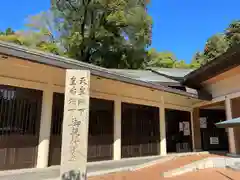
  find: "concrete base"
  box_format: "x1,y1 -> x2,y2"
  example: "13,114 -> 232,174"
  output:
0,155 -> 165,180
0,152 -> 212,180
163,157 -> 240,178
227,153 -> 240,158
193,149 -> 203,152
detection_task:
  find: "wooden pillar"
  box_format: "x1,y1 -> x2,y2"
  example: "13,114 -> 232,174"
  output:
159,101 -> 167,156
113,99 -> 121,160
225,97 -> 236,154
190,111 -> 195,151
37,87 -> 53,168
192,108 -> 202,151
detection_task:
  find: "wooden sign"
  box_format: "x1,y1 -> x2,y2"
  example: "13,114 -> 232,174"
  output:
210,137 -> 219,145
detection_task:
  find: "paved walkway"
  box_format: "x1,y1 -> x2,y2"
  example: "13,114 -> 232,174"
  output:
89,154 -> 240,180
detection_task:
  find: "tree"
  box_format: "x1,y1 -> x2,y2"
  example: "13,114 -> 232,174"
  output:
25,11 -> 60,44
204,34 -> 229,61
190,52 -> 205,68
51,0 -> 152,69
0,13 -> 62,55
173,60 -> 190,69
191,20 -> 240,67
146,48 -> 190,68
191,34 -> 229,66
0,29 -> 29,45
0,28 -> 15,35
5,28 -> 15,35
23,11 -> 62,54
225,20 -> 240,47
146,48 -> 176,68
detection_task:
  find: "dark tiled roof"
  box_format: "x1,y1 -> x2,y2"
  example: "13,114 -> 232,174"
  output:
109,69 -> 180,84
148,67 -> 194,79
0,41 -> 210,100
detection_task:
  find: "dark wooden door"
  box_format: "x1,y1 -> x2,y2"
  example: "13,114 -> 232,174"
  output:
165,109 -> 192,153
48,95 -> 114,165
200,109 -> 228,151
0,85 -> 42,170
121,103 -> 160,158
48,93 -> 64,166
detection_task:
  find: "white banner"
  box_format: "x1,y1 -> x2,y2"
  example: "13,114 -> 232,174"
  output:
210,137 -> 219,145
183,121 -> 190,136
200,117 -> 207,128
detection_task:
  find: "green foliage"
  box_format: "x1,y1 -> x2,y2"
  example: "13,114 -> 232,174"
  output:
146,48 -> 190,69
51,0 -> 152,69
173,60 -> 190,69
0,32 -> 29,45
190,52 -> 205,68
0,4 -> 196,70
204,34 -> 229,61
225,20 -> 240,47
192,20 -> 240,66
0,28 -> 15,35
0,28 -> 23,45
146,49 -> 176,68
1,10 -> 240,70
5,28 -> 15,35
0,2 -> 193,70
0,12 -> 62,55
191,34 -> 229,66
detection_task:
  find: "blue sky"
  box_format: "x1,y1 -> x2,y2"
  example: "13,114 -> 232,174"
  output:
0,0 -> 239,63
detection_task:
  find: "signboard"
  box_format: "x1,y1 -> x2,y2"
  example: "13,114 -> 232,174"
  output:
179,122 -> 183,131
210,137 -> 219,145
183,121 -> 190,136
60,70 -> 90,180
200,117 -> 207,128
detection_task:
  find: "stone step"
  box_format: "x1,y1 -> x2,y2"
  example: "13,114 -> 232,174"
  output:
226,161 -> 240,171
0,155 -> 164,180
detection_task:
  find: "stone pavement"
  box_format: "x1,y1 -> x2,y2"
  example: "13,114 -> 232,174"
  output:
89,154 -> 237,180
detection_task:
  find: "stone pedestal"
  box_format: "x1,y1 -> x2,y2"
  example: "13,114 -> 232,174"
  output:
60,70 -> 90,180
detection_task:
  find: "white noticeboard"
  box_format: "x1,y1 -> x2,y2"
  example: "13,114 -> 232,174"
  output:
179,122 -> 183,131
200,117 -> 207,128
210,137 -> 219,145
183,122 -> 190,136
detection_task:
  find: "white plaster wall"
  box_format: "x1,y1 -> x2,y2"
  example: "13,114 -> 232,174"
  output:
204,73 -> 240,99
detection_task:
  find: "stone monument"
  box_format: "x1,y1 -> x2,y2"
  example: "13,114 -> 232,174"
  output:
60,70 -> 90,180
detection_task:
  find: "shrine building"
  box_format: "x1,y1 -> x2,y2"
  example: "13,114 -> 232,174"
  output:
0,41 -> 239,170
